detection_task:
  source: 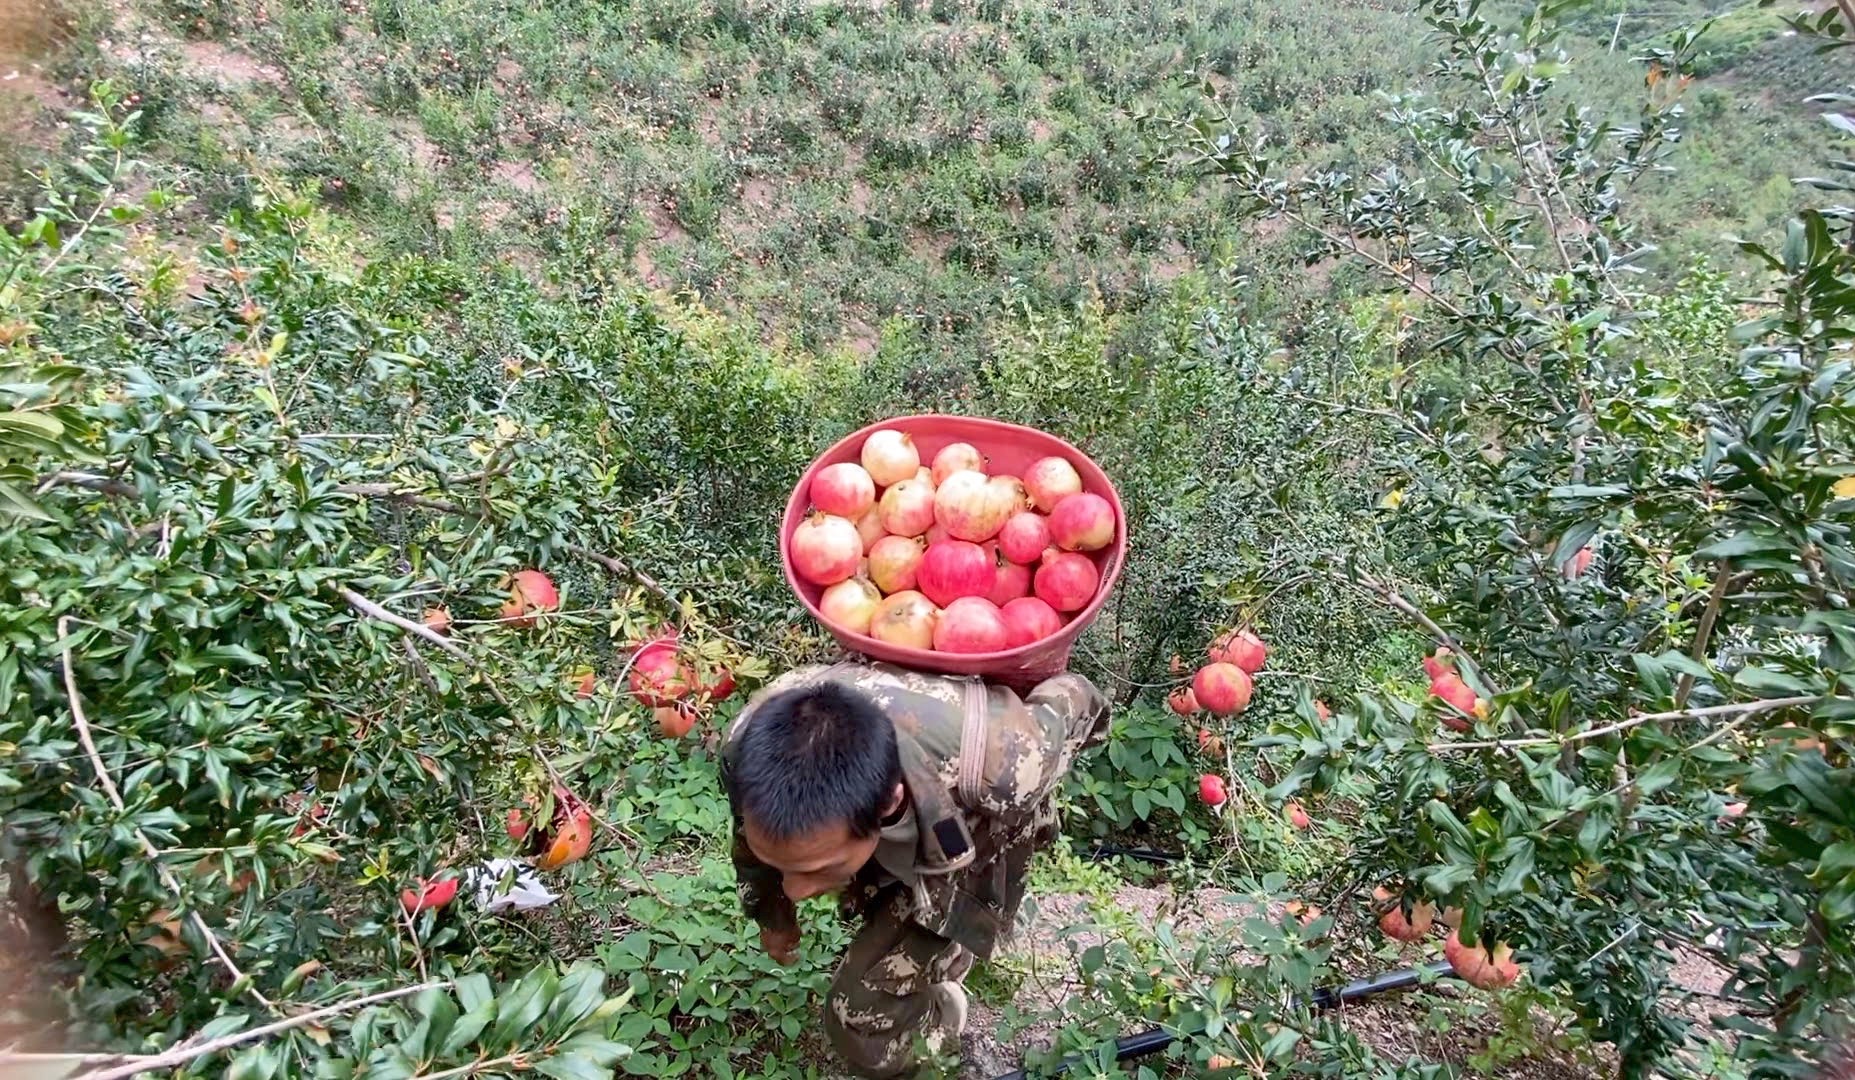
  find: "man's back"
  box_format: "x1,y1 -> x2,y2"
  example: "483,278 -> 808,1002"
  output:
719,662 -> 1108,1077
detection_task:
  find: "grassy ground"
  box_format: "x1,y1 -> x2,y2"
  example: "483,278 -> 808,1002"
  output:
10,0 -> 1835,372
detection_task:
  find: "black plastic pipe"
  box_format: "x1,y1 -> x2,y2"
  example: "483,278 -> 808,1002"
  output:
987,962 -> 1455,1079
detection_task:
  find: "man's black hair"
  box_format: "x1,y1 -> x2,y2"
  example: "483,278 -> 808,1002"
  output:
727,682 -> 902,840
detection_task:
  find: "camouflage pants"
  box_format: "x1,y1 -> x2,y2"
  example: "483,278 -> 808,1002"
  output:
825,889 -> 974,1079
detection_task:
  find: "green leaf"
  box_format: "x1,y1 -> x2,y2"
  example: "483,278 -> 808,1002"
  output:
1553,521 -> 1599,567
439,1001 -> 496,1057
1631,654 -> 1672,702
456,973 -> 494,1015
535,1055 -> 614,1080
489,965 -> 557,1048
1636,758 -> 1682,796
1695,531 -> 1789,560
1734,666 -> 1812,695
1820,842 -> 1855,876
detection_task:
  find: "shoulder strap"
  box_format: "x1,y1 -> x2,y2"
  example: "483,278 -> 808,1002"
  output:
958,679 -> 989,809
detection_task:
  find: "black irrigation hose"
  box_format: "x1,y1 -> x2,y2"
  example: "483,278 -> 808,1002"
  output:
986,962 -> 1457,1080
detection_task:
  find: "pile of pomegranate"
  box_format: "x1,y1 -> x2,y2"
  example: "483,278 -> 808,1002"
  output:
790,429 -> 1117,654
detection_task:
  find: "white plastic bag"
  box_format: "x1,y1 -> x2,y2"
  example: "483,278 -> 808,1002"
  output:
465,858 -> 560,912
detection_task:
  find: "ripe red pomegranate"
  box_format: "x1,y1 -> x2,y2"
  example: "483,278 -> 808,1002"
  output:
791,512 -> 863,585
1192,662 -> 1253,716
1722,801 -> 1748,820
1562,545 -> 1595,580
860,429 -> 919,486
505,807 -> 530,841
868,534 -> 926,594
422,606 -> 453,635
1285,800 -> 1311,830
700,668 -> 735,703
1198,773 -> 1228,809
530,786 -> 594,870
821,577 -> 884,634
998,511 -> 1052,565
1209,628 -> 1267,673
1374,886 -> 1435,943
931,442 -> 986,486
1024,456 -> 1083,512
854,508 -> 886,552
918,540 -> 994,607
570,669 -> 597,699
983,544 -> 1033,606
628,647 -> 689,707
401,876 -> 458,914
924,522 -> 951,546
935,469 -> 1015,542
1430,672 -> 1478,727
1167,686 -> 1200,716
878,477 -> 937,537
1421,648 -> 1454,681
1196,726 -> 1223,756
500,569 -> 559,627
811,462 -> 876,518
1444,931 -> 1522,989
999,596 -> 1061,647
934,597 -> 1009,653
1033,550 -> 1099,612
1048,492 -> 1114,551
1283,901 -> 1323,930
655,703 -> 698,738
870,590 -> 938,649
1314,699 -> 1332,721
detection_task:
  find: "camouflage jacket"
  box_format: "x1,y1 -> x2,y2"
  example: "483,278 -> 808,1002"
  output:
720,662 -> 1110,960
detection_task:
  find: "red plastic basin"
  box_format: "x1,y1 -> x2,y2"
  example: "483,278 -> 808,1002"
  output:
781,414 -> 1126,687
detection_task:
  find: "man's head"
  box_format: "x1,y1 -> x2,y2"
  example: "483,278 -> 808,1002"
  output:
729,682 -> 904,902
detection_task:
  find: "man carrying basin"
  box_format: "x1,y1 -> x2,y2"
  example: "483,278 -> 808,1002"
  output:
721,664 -> 1109,1077
723,417 -> 1124,1077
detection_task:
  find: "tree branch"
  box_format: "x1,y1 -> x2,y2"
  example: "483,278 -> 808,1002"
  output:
1345,569 -> 1497,694
1429,695 -> 1824,754
62,981 -> 447,1080
337,588 -> 512,708
1675,565 -> 1732,709
568,544 -> 673,605
55,617 -> 277,1013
